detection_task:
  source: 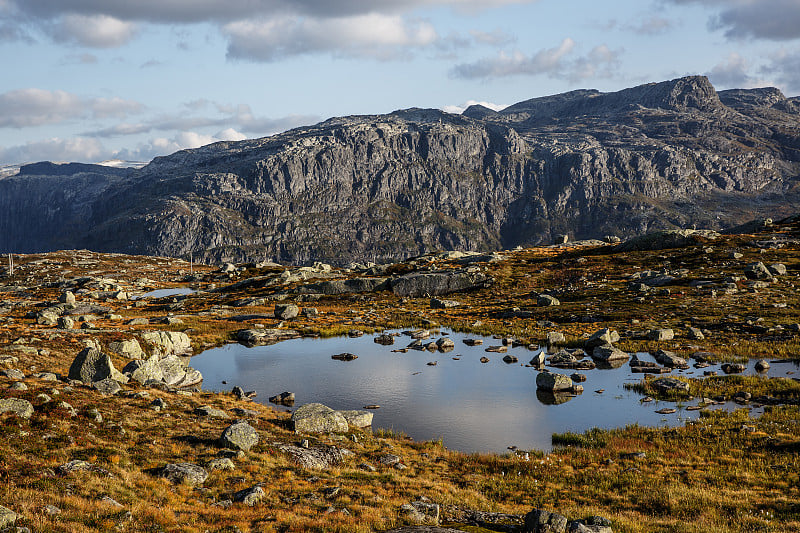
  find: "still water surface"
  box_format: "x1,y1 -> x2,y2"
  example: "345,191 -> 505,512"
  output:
190,329 -> 771,453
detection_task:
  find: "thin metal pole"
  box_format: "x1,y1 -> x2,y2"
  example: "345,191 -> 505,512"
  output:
8,253 -> 12,275
189,251 -> 193,275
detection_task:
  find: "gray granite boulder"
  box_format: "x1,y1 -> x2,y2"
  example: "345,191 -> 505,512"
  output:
291,403 -> 349,434
108,339 -> 145,359
157,463 -> 208,485
139,331 -> 192,356
274,303 -> 299,319
68,347 -> 128,384
524,508 -> 569,533
220,421 -> 259,451
535,372 -> 573,392
390,270 -> 492,297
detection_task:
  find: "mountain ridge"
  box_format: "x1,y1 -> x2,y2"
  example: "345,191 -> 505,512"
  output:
2,75 -> 799,265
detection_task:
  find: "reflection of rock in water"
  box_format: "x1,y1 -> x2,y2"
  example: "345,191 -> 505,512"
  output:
595,359 -> 626,370
536,389 -> 579,405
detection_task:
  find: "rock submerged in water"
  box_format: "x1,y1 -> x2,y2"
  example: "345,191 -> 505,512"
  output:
331,352 -> 358,361
535,371 -> 573,392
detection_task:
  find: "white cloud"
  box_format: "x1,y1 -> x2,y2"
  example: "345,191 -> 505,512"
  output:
449,38 -> 622,81
441,100 -> 507,114
215,127 -> 247,141
13,0 -> 532,23
0,88 -> 143,128
0,89 -> 82,127
52,14 -> 138,47
0,136 -> 107,163
224,14 -> 438,61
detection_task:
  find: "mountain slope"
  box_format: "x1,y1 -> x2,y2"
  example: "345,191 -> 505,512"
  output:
2,76 -> 799,264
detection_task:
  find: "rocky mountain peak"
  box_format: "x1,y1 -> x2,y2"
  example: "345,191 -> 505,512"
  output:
1,76 -> 799,264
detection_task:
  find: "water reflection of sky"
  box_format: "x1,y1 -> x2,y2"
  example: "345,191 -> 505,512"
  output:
190,330 -> 774,454
134,287 -> 196,299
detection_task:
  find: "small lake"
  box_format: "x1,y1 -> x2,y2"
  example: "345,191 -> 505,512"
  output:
134,288 -> 196,299
190,330 -> 778,454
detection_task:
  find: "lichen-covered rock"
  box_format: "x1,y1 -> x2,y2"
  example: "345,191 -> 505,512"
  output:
0,505 -> 18,528
156,463 -> 208,485
524,508 -> 569,533
339,410 -> 374,428
108,339 -> 145,359
220,421 -> 259,451
139,331 -> 192,356
274,303 -> 299,319
0,398 -> 34,418
291,403 -> 349,434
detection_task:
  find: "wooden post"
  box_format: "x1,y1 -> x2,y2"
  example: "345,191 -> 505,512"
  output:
189,251 -> 193,275
7,253 -> 12,275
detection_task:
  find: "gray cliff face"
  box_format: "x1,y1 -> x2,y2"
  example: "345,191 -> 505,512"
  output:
1,76 -> 799,265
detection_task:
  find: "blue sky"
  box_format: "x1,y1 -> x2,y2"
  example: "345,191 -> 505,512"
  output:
1,0 -> 799,165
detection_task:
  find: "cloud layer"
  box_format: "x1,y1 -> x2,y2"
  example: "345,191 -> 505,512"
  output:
450,38 -> 621,81
669,0 -> 800,41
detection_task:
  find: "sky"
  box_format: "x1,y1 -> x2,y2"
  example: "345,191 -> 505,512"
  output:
1,0 -> 800,166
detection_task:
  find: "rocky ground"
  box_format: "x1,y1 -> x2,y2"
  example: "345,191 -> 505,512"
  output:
0,220 -> 799,532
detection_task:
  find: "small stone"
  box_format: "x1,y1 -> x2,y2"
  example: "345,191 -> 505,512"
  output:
156,463 -> 208,485
233,485 -> 265,506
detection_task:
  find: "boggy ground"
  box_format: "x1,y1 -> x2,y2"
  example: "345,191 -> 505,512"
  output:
0,222 -> 799,532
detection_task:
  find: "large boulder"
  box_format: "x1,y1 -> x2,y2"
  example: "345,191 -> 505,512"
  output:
0,398 -> 34,419
744,262 -> 773,280
139,331 -> 192,356
122,354 -> 203,388
390,270 -> 492,297
291,403 -> 349,434
274,303 -> 299,319
220,421 -> 259,451
108,339 -> 145,359
339,410 -> 374,428
535,372 -> 573,392
237,328 -> 300,346
68,347 -> 128,384
524,508 -> 569,533
592,345 -> 629,362
653,349 -> 687,367
298,277 -> 390,295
